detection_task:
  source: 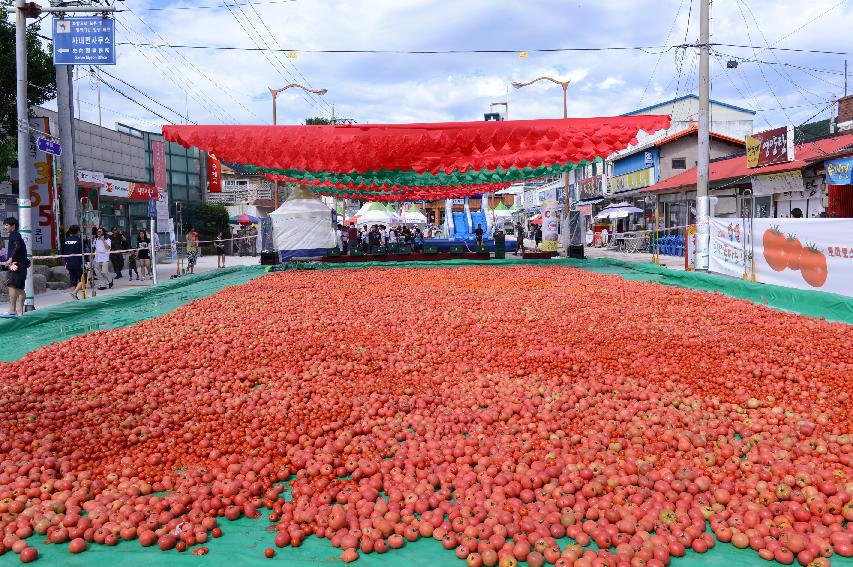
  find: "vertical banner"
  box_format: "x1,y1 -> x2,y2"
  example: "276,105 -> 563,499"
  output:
752,218 -> 852,296
28,117 -> 57,251
207,155 -> 222,193
540,199 -> 559,252
151,140 -> 167,191
684,224 -> 697,271
709,218 -> 748,278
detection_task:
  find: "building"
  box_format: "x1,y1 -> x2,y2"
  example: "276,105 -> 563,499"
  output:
604,126 -> 746,230
641,132 -> 853,219
206,162 -> 275,218
624,94 -> 756,141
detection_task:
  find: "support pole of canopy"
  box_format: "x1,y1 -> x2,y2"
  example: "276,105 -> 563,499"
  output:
696,0 -> 711,270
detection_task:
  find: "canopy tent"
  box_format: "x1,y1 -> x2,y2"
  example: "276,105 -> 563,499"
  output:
355,202 -> 398,226
493,202 -> 513,217
163,116 -> 670,201
401,204 -> 428,225
270,185 -> 337,260
530,214 -> 542,225
595,201 -> 644,220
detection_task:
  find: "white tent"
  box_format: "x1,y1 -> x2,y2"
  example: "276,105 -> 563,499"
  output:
493,202 -> 513,217
356,203 -> 398,226
401,204 -> 428,225
270,185 -> 336,260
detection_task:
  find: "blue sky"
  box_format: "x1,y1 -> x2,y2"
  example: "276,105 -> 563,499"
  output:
34,0 -> 852,132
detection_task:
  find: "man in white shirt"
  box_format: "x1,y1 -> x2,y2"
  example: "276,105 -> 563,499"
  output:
93,227 -> 113,290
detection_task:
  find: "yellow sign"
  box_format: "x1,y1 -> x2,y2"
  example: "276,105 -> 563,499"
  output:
518,51 -> 529,58
286,51 -> 298,59
745,135 -> 761,168
609,167 -> 654,192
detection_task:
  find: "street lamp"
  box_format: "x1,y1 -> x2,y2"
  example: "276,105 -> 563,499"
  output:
512,77 -> 572,251
268,83 -> 328,207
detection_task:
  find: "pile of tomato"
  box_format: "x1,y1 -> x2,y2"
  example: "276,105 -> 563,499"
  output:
0,265 -> 850,566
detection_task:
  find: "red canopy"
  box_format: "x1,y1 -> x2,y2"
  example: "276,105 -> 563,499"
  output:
163,116 -> 670,175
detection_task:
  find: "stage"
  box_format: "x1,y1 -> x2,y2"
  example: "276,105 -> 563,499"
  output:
422,237 -> 518,253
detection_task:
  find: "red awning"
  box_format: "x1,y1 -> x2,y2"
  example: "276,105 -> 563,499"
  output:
163,116 -> 670,175
642,133 -> 853,193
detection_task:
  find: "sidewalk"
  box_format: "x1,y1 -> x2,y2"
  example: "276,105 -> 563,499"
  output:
520,238 -> 686,271
25,253 -> 261,311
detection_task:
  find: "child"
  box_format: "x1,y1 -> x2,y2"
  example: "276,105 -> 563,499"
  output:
127,250 -> 140,280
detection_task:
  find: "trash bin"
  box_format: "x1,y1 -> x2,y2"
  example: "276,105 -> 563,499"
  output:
493,231 -> 505,259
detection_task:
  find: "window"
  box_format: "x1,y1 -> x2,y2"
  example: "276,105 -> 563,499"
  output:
671,158 -> 687,170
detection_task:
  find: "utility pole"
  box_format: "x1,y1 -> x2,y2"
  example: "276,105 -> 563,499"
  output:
56,64 -> 78,229
695,0 -> 711,271
14,0 -> 34,310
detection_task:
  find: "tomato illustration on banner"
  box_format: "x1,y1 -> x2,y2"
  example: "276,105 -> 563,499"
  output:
752,219 -> 848,295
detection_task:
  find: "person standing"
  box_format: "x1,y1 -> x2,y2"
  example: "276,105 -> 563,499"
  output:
109,227 -> 126,279
534,225 -> 542,250
347,224 -> 358,255
249,225 -> 258,256
186,226 -> 199,274
62,225 -> 84,300
93,227 -> 113,290
214,232 -> 226,268
136,230 -> 151,279
2,217 -> 27,317
474,223 -> 484,248
515,222 -> 525,255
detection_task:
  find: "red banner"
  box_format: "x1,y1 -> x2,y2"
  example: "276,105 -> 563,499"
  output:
208,155 -> 222,193
129,183 -> 158,200
746,126 -> 795,168
152,140 -> 168,190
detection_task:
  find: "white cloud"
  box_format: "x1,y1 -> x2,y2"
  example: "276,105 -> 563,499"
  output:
24,0 -> 852,133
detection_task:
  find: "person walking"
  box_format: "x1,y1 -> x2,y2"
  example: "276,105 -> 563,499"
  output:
186,226 -> 199,274
136,230 -> 152,279
62,225 -> 84,300
109,227 -> 126,279
534,225 -> 542,250
347,224 -> 358,255
474,223 -> 484,248
93,227 -> 113,290
2,217 -> 28,317
214,232 -> 226,268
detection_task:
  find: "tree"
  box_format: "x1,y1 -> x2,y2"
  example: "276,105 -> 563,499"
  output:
193,203 -> 230,244
305,117 -> 332,125
1,1 -> 57,180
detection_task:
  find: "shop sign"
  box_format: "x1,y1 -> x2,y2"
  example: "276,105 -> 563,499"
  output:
208,155 -> 222,193
578,175 -> 603,200
129,183 -> 158,200
751,170 -> 804,197
609,167 -> 655,193
825,157 -> 853,185
644,151 -> 654,167
78,169 -> 105,186
746,126 -> 795,168
99,178 -> 129,198
151,140 -> 168,190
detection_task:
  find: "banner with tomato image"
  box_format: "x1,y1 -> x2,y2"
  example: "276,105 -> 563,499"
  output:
753,218 -> 853,297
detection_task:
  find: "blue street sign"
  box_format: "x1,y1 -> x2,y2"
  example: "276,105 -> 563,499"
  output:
148,198 -> 157,219
53,17 -> 116,66
36,136 -> 61,157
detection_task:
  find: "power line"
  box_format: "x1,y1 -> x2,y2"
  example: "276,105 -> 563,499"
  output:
113,41 -> 853,57
638,0 -> 687,107
243,0 -> 336,116
93,67 -> 198,124
143,0 -> 298,10
223,0 -> 332,118
94,75 -> 176,125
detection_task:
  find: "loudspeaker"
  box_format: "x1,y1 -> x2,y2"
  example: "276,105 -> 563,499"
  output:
260,250 -> 279,265
568,245 -> 585,259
